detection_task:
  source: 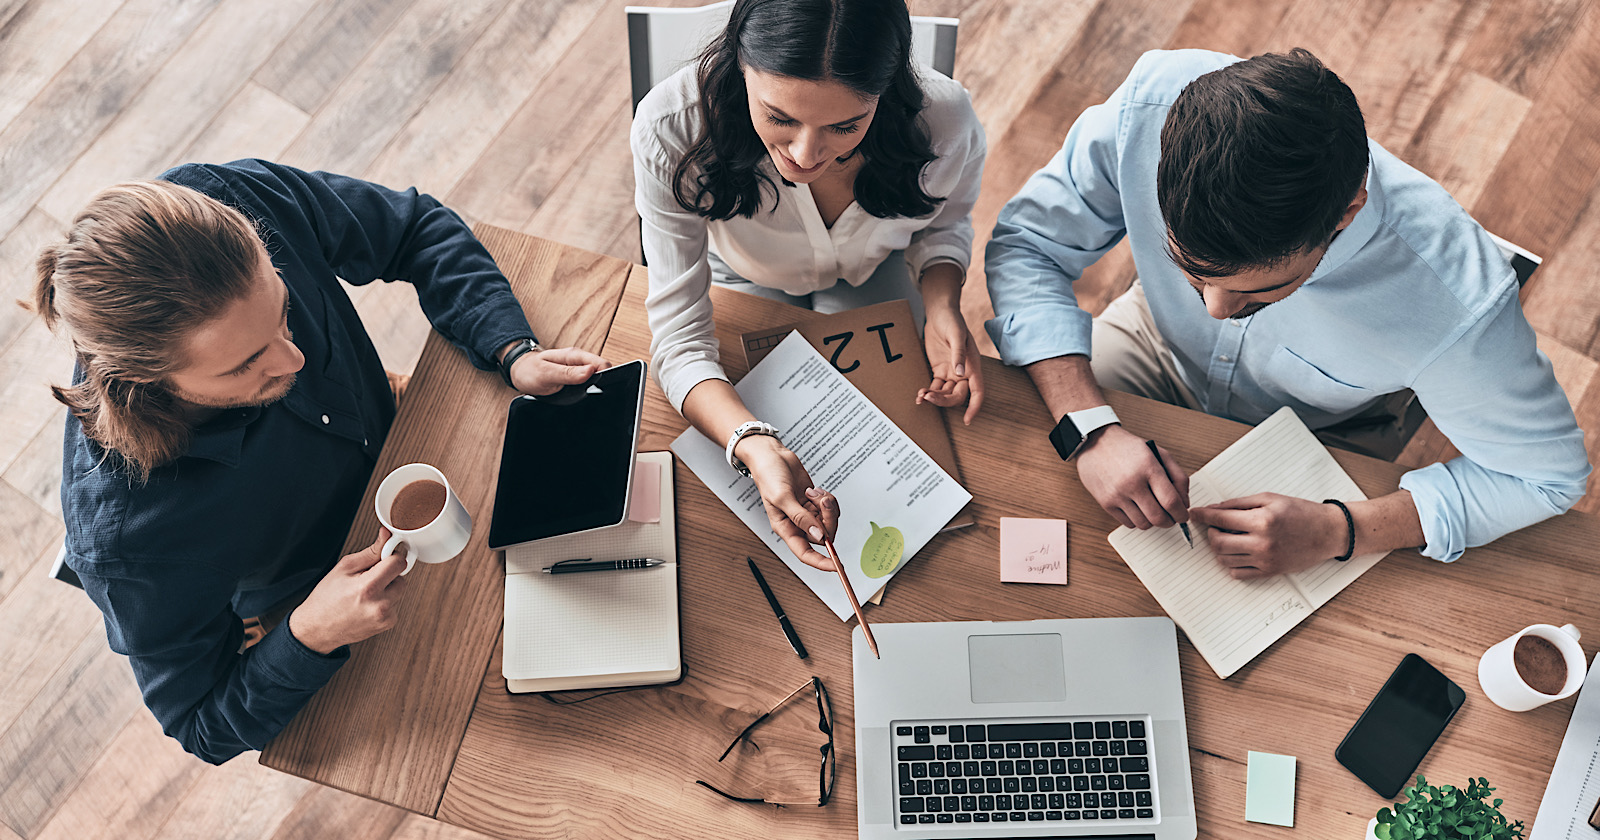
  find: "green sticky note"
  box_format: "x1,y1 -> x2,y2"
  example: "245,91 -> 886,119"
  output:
1245,751 -> 1296,827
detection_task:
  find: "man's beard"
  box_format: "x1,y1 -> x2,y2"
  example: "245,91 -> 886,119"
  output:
172,372 -> 297,411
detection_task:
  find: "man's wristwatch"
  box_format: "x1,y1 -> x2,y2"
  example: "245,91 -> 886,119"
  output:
1049,405 -> 1121,461
726,421 -> 782,477
498,338 -> 541,388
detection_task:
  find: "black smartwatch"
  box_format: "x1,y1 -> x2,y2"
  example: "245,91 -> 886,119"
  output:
498,338 -> 541,389
1048,405 -> 1121,460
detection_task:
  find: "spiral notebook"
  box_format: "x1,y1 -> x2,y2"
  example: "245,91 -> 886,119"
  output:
502,451 -> 680,693
1107,408 -> 1388,679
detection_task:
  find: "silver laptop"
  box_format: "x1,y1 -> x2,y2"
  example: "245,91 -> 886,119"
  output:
854,618 -> 1196,840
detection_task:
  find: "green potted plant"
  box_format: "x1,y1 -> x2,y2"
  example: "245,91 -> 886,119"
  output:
1366,776 -> 1524,839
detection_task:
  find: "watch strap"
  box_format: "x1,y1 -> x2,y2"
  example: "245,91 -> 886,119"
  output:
726,421 -> 781,477
1050,404 -> 1121,461
498,338 -> 541,389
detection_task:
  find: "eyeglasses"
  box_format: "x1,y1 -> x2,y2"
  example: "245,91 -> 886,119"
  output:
695,676 -> 835,807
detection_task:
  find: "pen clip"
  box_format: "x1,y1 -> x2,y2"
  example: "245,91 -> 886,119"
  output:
548,558 -> 594,569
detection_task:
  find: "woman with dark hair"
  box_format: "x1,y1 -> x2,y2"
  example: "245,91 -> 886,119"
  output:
631,0 -> 986,571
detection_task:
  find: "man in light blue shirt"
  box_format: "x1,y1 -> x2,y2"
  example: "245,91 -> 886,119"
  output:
986,48 -> 1590,578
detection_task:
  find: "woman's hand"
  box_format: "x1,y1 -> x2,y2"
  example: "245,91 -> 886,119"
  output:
737,435 -> 840,570
918,305 -> 985,425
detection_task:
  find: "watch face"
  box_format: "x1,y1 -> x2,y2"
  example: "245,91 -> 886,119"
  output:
1049,416 -> 1084,461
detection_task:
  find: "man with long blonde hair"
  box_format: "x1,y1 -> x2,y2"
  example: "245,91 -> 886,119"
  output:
34,159 -> 605,764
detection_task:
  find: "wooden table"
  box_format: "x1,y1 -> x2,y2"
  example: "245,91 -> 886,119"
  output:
266,232 -> 1600,837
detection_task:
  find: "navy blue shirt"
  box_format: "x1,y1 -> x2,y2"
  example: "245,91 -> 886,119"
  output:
60,160 -> 535,764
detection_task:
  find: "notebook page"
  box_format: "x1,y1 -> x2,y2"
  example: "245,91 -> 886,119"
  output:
1198,408 -> 1380,608
1108,473 -> 1312,680
502,451 -> 678,681
1107,407 -> 1385,678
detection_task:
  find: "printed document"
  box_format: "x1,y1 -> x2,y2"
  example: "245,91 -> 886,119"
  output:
672,332 -> 971,621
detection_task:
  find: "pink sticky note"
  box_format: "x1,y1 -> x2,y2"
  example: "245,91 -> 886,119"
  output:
999,517 -> 1069,585
628,459 -> 662,524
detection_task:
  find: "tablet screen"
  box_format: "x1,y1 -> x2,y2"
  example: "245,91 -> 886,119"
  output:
487,360 -> 645,549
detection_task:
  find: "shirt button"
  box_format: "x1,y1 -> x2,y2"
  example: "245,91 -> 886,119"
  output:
1219,355 -> 1231,363
321,414 -> 330,424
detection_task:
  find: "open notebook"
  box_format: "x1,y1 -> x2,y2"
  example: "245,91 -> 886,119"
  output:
1107,408 -> 1388,679
502,451 -> 680,693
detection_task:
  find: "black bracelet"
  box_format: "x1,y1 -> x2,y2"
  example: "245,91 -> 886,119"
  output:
498,338 -> 540,389
1323,499 -> 1356,562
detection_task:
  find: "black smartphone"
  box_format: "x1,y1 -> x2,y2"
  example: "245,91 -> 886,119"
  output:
1336,653 -> 1466,798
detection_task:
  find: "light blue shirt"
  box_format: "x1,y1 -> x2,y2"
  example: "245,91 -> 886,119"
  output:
985,49 -> 1590,562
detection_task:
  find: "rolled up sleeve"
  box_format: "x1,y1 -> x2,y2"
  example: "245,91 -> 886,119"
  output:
1399,285 -> 1591,561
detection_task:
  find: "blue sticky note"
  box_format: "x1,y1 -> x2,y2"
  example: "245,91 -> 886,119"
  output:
1245,751 -> 1296,827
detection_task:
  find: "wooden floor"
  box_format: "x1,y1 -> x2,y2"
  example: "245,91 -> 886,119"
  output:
2,0 -> 1599,836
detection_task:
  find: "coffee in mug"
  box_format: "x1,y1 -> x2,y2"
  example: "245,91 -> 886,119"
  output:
1478,623 -> 1586,711
391,479 -> 447,530
374,463 -> 472,575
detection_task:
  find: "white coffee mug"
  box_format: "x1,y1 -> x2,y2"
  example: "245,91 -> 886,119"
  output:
1477,623 -> 1586,712
374,463 -> 472,575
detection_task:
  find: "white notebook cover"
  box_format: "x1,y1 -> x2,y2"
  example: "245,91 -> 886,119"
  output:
1107,408 -> 1388,679
502,451 -> 680,693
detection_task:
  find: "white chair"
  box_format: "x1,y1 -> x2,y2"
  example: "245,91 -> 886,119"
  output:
49,543 -> 83,589
626,1 -> 960,112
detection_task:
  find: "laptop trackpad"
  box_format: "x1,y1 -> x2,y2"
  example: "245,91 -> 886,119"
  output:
968,633 -> 1068,704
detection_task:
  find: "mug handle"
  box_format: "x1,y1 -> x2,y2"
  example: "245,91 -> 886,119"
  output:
382,533 -> 418,576
1562,623 -> 1582,642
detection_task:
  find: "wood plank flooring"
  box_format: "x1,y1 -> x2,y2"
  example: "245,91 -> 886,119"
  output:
2,0 -> 1599,836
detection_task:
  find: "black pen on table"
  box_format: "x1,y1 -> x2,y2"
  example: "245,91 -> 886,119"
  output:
746,556 -> 808,660
542,558 -> 663,574
1144,439 -> 1194,548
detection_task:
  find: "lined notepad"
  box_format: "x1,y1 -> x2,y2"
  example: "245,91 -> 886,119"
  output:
1107,408 -> 1387,679
502,451 -> 681,693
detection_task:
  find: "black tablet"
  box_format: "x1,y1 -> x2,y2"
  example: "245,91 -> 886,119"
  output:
487,360 -> 646,549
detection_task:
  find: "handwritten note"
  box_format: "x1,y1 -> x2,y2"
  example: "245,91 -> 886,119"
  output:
1000,518 -> 1069,585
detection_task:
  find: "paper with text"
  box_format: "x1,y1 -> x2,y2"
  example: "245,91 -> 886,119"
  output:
672,332 -> 971,621
1107,407 -> 1387,678
1000,518 -> 1069,585
1531,652 -> 1600,840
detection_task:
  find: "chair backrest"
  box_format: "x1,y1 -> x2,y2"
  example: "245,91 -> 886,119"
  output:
626,1 -> 959,112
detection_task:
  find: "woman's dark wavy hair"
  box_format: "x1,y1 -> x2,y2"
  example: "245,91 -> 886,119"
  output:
671,0 -> 944,221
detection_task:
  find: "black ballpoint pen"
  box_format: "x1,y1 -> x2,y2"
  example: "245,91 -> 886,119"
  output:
747,556 -> 808,659
1145,439 -> 1195,547
542,558 -> 663,574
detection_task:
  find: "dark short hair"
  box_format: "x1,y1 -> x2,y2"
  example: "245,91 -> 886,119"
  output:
672,0 -> 943,221
1157,48 -> 1368,278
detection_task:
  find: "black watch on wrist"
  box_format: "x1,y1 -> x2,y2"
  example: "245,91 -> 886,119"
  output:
498,338 -> 541,389
1048,405 -> 1121,461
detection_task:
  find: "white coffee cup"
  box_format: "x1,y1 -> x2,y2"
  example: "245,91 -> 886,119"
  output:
374,463 -> 472,575
1478,623 -> 1586,712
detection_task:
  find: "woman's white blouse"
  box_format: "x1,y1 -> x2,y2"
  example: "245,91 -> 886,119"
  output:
630,65 -> 987,411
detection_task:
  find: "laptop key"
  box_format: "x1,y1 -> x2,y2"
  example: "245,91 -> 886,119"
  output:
1066,793 -> 1082,808
927,797 -> 942,812
1093,741 -> 1109,756
937,813 -> 953,824
1031,794 -> 1048,810
1027,811 -> 1044,821
1034,759 -> 1049,774
1120,809 -> 1135,820
900,780 -> 915,796
991,813 -> 1007,822
1068,758 -> 1084,774
1010,812 -> 1026,821
966,724 -> 987,742
1083,809 -> 1099,820
1041,741 -> 1056,757
974,813 -> 990,823
955,813 -> 971,823
1101,809 -> 1117,819
986,778 -> 1002,793
1075,742 -> 1092,757
947,762 -> 962,777
934,780 -> 949,795
1126,774 -> 1151,789
1113,720 -> 1129,738
948,724 -> 965,742
900,797 -> 924,812
987,722 -> 1075,741
1039,777 -> 1054,792
1073,722 -> 1094,739
931,725 -> 947,735
954,745 -> 970,760
1005,743 -> 1022,758
928,763 -> 944,778
1051,759 -> 1067,774
900,815 -> 916,825
1046,810 -> 1062,820
964,761 -> 980,776
918,814 -> 934,824
917,780 -> 932,796
1119,792 -> 1135,808
1023,742 -> 1039,758
1130,720 -> 1146,738
1128,739 -> 1148,755
1110,740 -> 1127,756
914,726 -> 930,743
1086,758 -> 1100,773
1091,775 -> 1108,791
1063,810 -> 1080,820
997,760 -> 1013,775
1020,777 -> 1037,793
996,795 -> 1011,810
936,745 -> 952,761
1073,776 -> 1090,791
1004,778 -> 1020,793
1137,808 -> 1154,819
1122,756 -> 1149,772
1094,721 -> 1112,739
1136,791 -> 1152,807
1084,793 -> 1098,808
951,779 -> 967,795
1109,775 -> 1124,790
911,762 -> 927,778
961,795 -> 978,811
1050,793 -> 1065,809
944,796 -> 960,812
897,726 -> 913,736
970,744 -> 987,759
899,763 -> 912,781
898,746 -> 933,761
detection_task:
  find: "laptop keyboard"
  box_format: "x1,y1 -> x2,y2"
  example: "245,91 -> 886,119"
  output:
893,718 -> 1156,828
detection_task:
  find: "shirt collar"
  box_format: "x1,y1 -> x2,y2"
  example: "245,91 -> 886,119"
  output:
182,406 -> 260,467
1305,158 -> 1385,285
